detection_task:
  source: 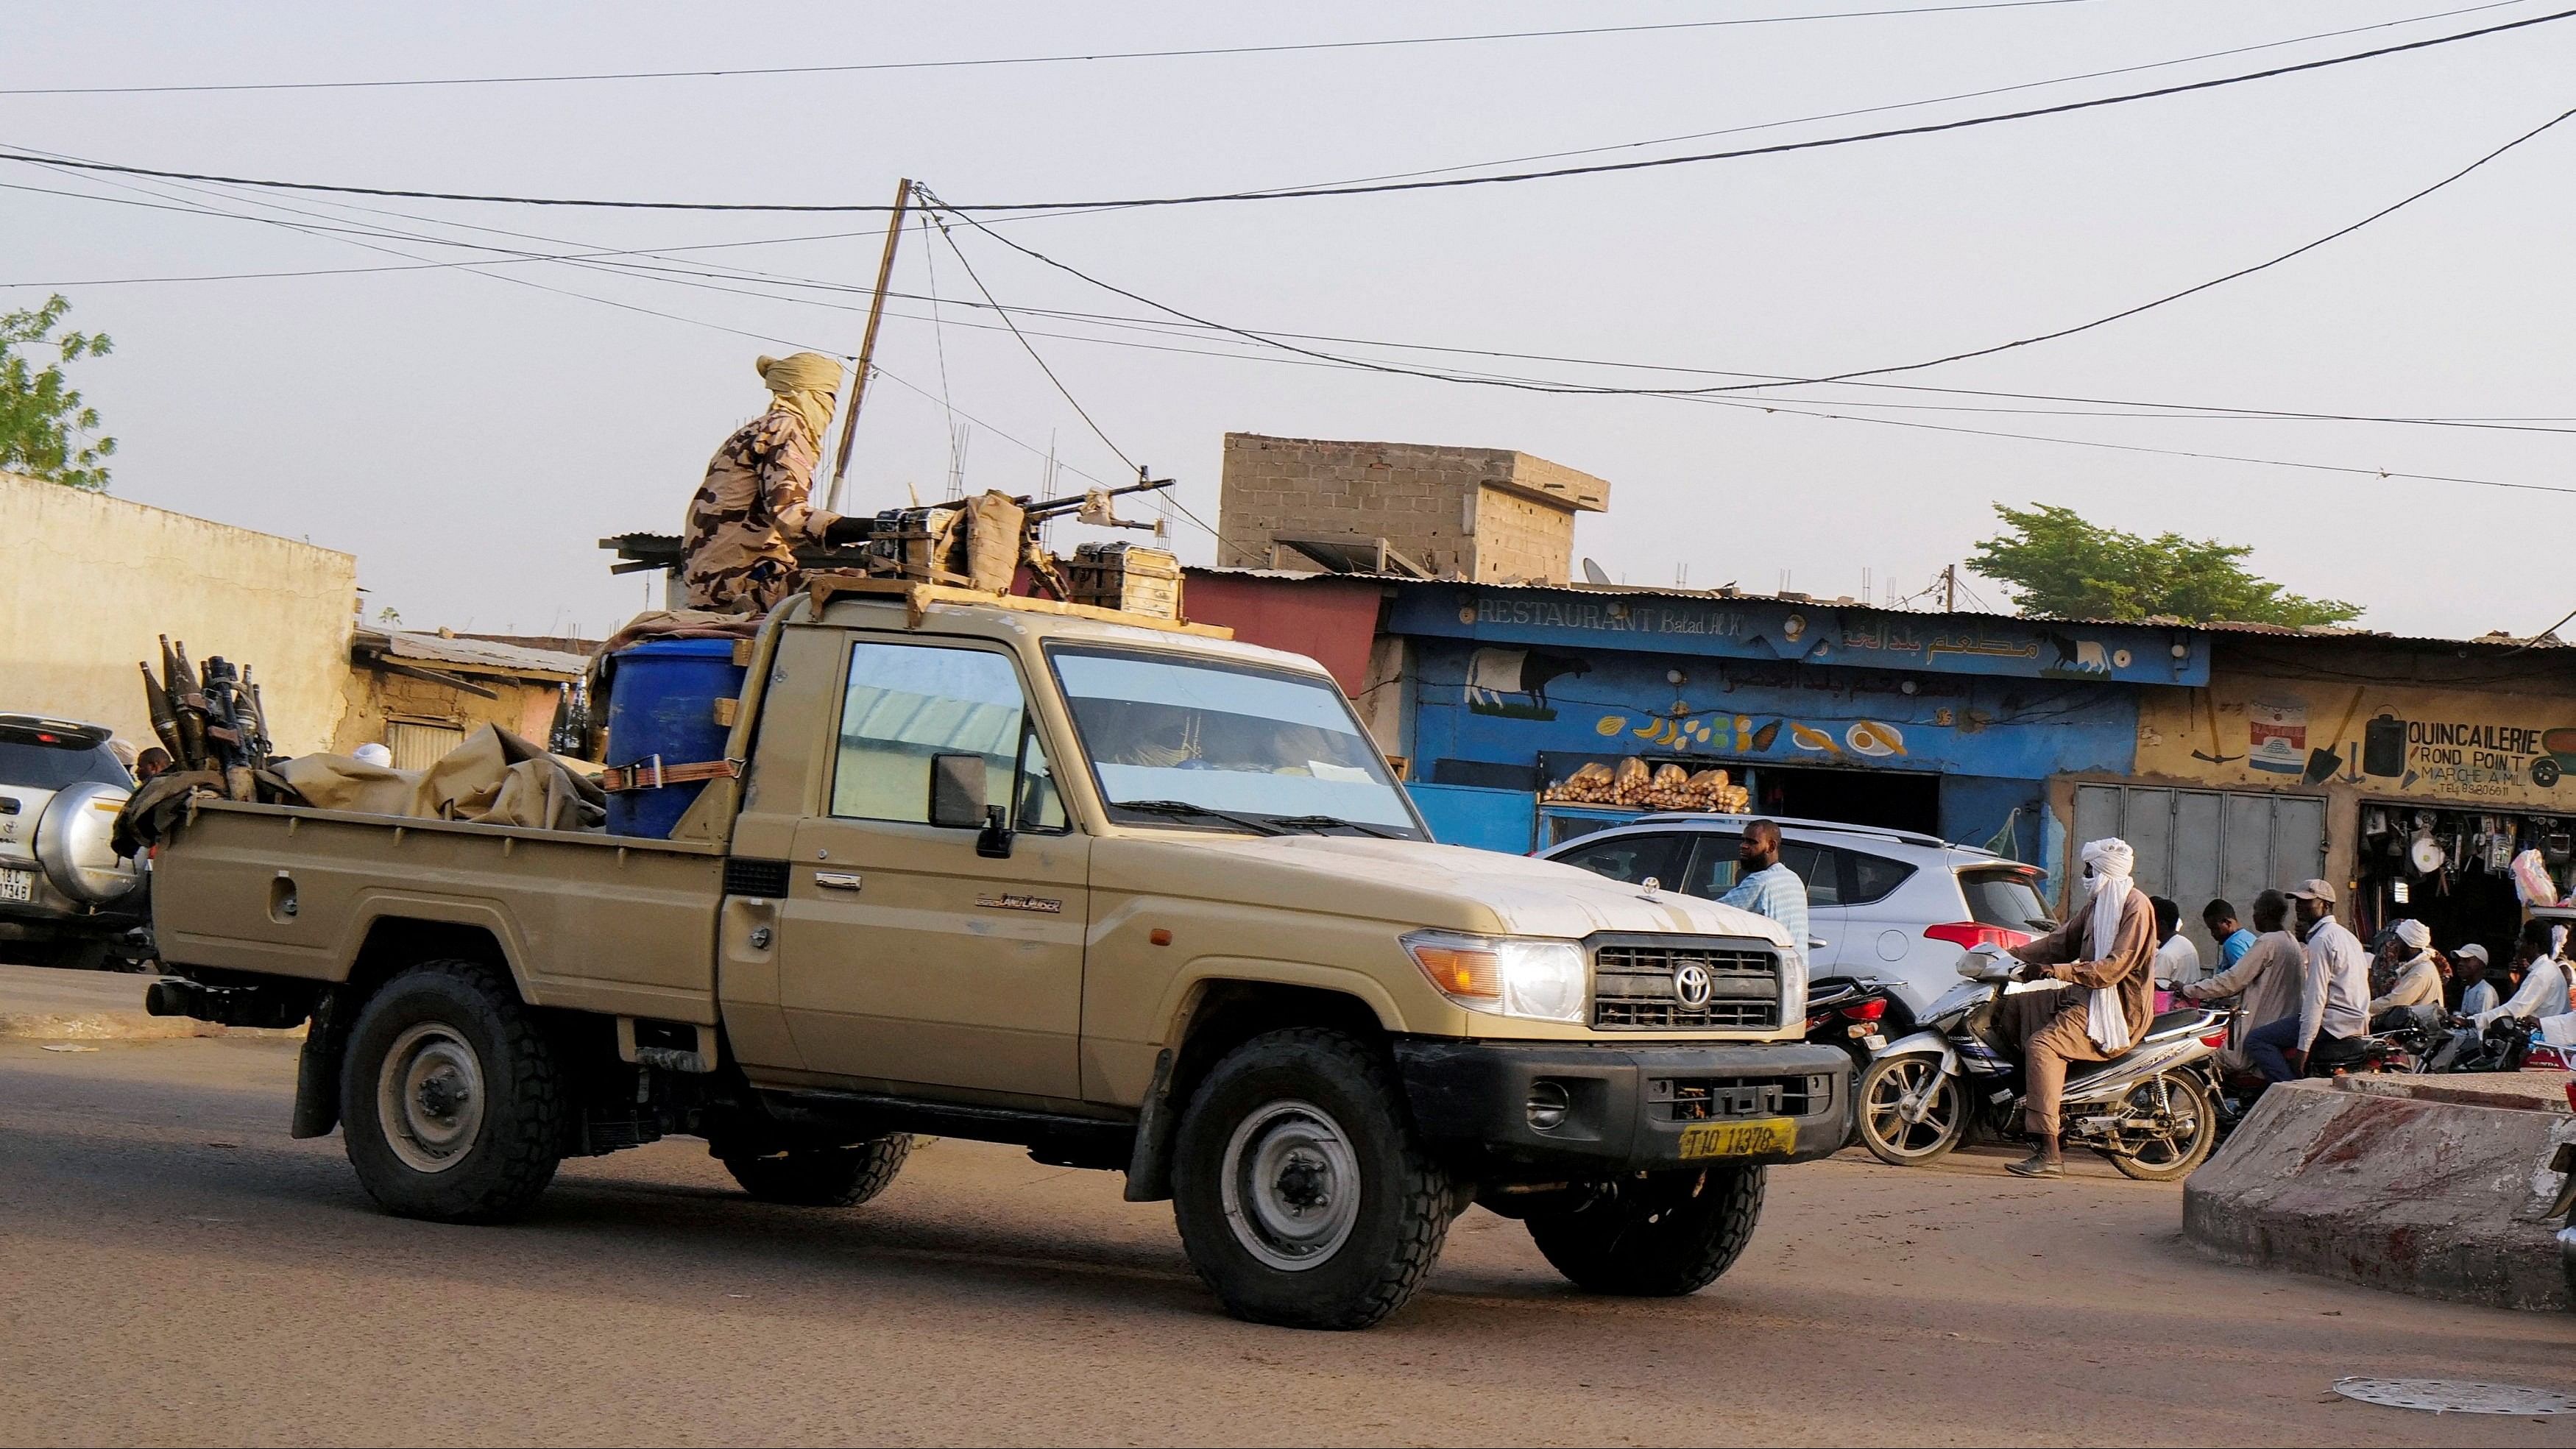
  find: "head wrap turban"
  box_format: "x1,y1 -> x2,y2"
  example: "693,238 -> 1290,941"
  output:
2393,918 -> 2432,952
755,352 -> 843,452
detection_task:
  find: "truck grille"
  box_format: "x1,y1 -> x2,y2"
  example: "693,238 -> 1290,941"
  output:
1591,940 -> 1783,1031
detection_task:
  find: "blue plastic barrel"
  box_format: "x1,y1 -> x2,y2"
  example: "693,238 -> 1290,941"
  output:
602,638 -> 747,838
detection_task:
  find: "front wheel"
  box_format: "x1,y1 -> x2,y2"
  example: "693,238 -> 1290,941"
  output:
1170,1028 -> 1454,1331
1524,1165 -> 1766,1296
1854,1055 -> 1965,1166
2106,1073 -> 2217,1182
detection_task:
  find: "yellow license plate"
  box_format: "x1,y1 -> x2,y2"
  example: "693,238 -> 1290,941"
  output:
1677,1117 -> 1797,1160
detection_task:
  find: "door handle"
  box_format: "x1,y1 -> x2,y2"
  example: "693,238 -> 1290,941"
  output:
814,871 -> 863,892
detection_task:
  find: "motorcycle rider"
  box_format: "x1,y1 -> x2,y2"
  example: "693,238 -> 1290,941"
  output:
2176,889 -> 2301,1077
1998,837 -> 2159,1180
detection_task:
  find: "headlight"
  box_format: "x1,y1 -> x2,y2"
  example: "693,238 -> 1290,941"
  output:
1403,930 -> 1587,1024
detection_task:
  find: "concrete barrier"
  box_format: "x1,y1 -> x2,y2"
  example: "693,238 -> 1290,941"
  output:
2183,1075 -> 2576,1311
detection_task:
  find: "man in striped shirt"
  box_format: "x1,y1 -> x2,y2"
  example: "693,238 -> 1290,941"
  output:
1719,819 -> 1809,976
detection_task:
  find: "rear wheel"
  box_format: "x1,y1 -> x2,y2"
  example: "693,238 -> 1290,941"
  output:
339,960 -> 563,1223
1170,1028 -> 1453,1331
1854,1055 -> 1965,1166
723,1136 -> 913,1206
2106,1073 -> 2216,1182
1524,1165 -> 1765,1296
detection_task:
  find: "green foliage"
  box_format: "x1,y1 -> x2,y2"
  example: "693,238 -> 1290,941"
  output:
0,294 -> 116,491
1970,503 -> 2362,627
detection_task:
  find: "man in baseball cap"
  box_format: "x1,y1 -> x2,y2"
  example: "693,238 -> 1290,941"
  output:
2246,879 -> 2371,1080
2455,942 -> 2498,1018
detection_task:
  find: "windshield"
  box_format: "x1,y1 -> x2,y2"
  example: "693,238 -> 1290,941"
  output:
1049,646 -> 1423,836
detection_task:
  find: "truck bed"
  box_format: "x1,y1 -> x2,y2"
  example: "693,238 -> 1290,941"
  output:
152,801 -> 728,1024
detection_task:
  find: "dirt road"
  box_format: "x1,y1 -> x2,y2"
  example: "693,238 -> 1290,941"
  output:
4,1033 -> 2569,1447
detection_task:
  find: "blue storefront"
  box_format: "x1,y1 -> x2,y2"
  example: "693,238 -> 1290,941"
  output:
1384,583 -> 2207,888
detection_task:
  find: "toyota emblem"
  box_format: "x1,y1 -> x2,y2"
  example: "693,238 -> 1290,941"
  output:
1672,962 -> 1716,1010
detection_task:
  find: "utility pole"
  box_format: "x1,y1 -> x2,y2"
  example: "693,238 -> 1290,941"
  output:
1942,564 -> 1958,612
826,176 -> 913,514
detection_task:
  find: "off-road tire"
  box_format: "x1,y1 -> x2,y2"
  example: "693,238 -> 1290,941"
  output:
1170,1028 -> 1453,1331
723,1136 -> 913,1206
1525,1165 -> 1766,1296
339,960 -> 562,1224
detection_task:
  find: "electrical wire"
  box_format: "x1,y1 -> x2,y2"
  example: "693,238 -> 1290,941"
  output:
1720,99 -> 2576,392
921,188 -> 1141,475
0,2 -> 2106,97
22,138 -> 2570,522
18,155 -> 2576,441
7,7 -> 2569,212
919,88 -> 2575,408
1117,1 -> 2537,205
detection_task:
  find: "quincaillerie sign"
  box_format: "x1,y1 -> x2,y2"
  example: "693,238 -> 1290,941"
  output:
2137,680 -> 2576,805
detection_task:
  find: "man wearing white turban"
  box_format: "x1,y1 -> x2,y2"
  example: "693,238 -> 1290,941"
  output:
2368,918 -> 2445,1030
680,352 -> 857,614
1994,837 -> 2159,1178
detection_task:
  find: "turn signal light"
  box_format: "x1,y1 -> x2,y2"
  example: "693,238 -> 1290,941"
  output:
1409,942 -> 1501,999
2200,1029 -> 2230,1050
1924,922 -> 2033,952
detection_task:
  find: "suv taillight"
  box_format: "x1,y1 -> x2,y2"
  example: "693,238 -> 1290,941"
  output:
1923,922 -> 2032,952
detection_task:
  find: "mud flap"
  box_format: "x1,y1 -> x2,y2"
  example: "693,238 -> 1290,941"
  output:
1121,1048 -> 1178,1202
290,988 -> 348,1139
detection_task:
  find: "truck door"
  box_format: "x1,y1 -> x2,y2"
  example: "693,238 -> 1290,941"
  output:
774,637 -> 1087,1100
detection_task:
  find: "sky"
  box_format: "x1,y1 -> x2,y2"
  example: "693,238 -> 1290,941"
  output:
5,1 -> 2574,642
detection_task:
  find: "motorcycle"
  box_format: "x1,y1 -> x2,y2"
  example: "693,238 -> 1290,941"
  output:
1852,946 -> 2230,1181
1803,977 -> 1911,1147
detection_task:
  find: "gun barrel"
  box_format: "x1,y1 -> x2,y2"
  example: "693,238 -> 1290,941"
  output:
1021,477 -> 1175,520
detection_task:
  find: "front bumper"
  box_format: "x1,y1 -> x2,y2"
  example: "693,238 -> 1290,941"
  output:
1392,1038 -> 1851,1175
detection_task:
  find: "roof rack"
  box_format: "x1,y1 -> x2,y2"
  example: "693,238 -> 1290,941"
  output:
1624,810 -> 1970,851
804,573 -> 1232,639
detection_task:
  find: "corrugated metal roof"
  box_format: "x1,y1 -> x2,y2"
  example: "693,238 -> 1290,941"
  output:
1180,565 -> 2563,653
356,628 -> 588,679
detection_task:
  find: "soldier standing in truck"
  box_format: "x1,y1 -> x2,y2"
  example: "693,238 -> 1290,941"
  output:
679,352 -> 862,614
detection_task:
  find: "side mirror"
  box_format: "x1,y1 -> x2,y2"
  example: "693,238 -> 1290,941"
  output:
928,754 -> 988,829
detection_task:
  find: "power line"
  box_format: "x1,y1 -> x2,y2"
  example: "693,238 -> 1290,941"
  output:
20,161 -> 2576,440
8,7 -> 2570,213
921,188 -> 1139,475
918,87 -> 2576,409
0,3 -> 2103,97
1706,98 -> 2576,392
1161,1 -> 2537,204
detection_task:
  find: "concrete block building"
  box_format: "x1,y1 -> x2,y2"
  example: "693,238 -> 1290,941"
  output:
1217,432 -> 1608,585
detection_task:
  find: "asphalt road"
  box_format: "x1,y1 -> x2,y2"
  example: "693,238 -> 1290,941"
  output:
5,1035 -> 2573,1448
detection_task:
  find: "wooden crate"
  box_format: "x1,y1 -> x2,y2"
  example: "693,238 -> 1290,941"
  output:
1067,542 -> 1183,620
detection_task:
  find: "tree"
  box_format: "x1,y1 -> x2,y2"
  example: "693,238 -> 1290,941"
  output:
1,294 -> 116,491
1969,503 -> 2361,626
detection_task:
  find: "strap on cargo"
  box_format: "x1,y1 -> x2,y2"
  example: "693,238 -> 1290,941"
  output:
594,755 -> 744,793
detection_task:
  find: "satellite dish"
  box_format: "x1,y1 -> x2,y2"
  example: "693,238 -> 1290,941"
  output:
1580,557 -> 1613,587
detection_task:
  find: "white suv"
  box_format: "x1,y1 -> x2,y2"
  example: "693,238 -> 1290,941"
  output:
1540,814 -> 2054,1014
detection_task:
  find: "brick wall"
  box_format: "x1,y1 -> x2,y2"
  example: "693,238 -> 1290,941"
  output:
1218,433 -> 1607,584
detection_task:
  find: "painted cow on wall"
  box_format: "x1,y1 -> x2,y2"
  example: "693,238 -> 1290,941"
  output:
1467,647 -> 1592,719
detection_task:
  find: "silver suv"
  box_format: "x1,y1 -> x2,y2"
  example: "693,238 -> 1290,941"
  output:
1540,814 -> 2054,1013
0,715 -> 146,969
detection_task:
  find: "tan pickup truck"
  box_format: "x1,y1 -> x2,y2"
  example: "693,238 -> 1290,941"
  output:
144,580 -> 1847,1329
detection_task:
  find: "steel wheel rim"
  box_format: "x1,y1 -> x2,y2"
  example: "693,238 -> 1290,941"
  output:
377,1021 -> 486,1175
1219,1099 -> 1360,1272
1863,1058 -> 1956,1158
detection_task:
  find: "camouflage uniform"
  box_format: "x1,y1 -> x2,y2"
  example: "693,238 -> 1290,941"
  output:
680,408 -> 842,614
